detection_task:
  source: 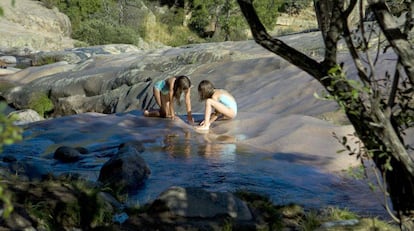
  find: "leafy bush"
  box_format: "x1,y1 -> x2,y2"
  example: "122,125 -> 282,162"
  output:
49,0 -> 103,32
188,2 -> 210,36
279,0 -> 312,15
0,103 -> 22,153
159,7 -> 186,28
38,0 -> 311,46
0,102 -> 22,218
254,0 -> 283,29
165,26 -> 204,47
28,92 -> 54,117
72,20 -> 139,46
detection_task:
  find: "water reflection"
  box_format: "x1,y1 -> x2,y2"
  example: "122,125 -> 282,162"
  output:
130,129 -> 389,220
162,132 -> 191,158
161,129 -> 238,162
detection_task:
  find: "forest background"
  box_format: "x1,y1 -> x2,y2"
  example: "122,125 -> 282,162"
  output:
37,0 -> 315,47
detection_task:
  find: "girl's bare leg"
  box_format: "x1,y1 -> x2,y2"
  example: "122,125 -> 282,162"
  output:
197,99 -> 235,130
144,91 -> 169,117
153,87 -> 162,107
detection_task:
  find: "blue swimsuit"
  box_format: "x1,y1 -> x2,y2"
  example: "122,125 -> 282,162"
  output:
219,95 -> 237,115
154,80 -> 169,95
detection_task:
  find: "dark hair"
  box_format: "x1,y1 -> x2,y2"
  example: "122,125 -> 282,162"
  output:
173,75 -> 191,105
198,80 -> 215,101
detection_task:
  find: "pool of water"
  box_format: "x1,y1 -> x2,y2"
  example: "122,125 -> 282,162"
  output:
1,112 -> 390,220
127,130 -> 389,219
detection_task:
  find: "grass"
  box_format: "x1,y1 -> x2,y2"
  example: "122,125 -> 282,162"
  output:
235,190 -> 398,231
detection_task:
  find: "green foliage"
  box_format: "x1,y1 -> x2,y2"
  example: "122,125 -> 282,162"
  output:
25,179 -> 113,230
218,0 -> 249,41
159,7 -> 186,28
38,0 -> 309,46
279,0 -> 312,15
322,206 -> 358,220
235,190 -> 284,229
253,0 -> 283,30
0,186 -> 13,218
0,102 -> 22,218
33,55 -> 61,66
28,92 -> 54,117
0,103 -> 22,152
165,26 -> 204,47
188,0 -> 211,35
298,210 -> 321,231
314,65 -> 369,116
50,0 -> 103,32
73,19 -> 140,46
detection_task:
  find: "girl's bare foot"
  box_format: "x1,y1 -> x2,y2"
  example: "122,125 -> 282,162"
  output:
195,124 -> 210,131
144,110 -> 150,116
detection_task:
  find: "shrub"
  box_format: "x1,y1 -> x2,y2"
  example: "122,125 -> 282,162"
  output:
0,102 -> 22,218
28,92 -> 54,117
279,0 -> 312,15
72,19 -> 139,46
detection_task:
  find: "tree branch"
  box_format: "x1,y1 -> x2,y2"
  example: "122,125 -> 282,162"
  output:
369,0 -> 414,85
237,0 -> 326,81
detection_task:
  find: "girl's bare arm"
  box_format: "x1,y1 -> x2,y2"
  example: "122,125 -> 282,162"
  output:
168,77 -> 176,119
185,89 -> 193,123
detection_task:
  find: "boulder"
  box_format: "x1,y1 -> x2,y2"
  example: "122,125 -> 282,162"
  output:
8,109 -> 44,125
1,44 -> 240,117
53,146 -> 85,163
0,0 -> 74,51
98,142 -> 150,193
0,56 -> 17,65
149,186 -> 253,221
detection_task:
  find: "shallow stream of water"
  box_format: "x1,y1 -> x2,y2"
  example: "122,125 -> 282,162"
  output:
1,112 -> 390,220
127,129 -> 388,219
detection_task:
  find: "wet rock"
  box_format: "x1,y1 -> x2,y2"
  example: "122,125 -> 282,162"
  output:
2,155 -> 16,163
119,140 -> 145,153
98,144 -> 150,193
9,160 -> 52,180
149,186 -> 253,221
120,186 -> 261,231
54,146 -> 82,163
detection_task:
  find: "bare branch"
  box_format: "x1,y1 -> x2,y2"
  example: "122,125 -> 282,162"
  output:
387,60 -> 401,108
341,0 -> 371,85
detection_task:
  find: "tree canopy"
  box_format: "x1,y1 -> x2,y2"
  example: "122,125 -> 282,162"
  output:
39,0 -> 312,46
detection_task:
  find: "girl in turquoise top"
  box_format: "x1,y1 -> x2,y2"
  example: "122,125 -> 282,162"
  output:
144,75 -> 193,123
195,80 -> 237,131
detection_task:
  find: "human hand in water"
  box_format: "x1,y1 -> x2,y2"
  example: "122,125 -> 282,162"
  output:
187,115 -> 194,125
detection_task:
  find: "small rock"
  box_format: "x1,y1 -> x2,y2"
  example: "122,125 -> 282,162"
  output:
54,146 -> 82,163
